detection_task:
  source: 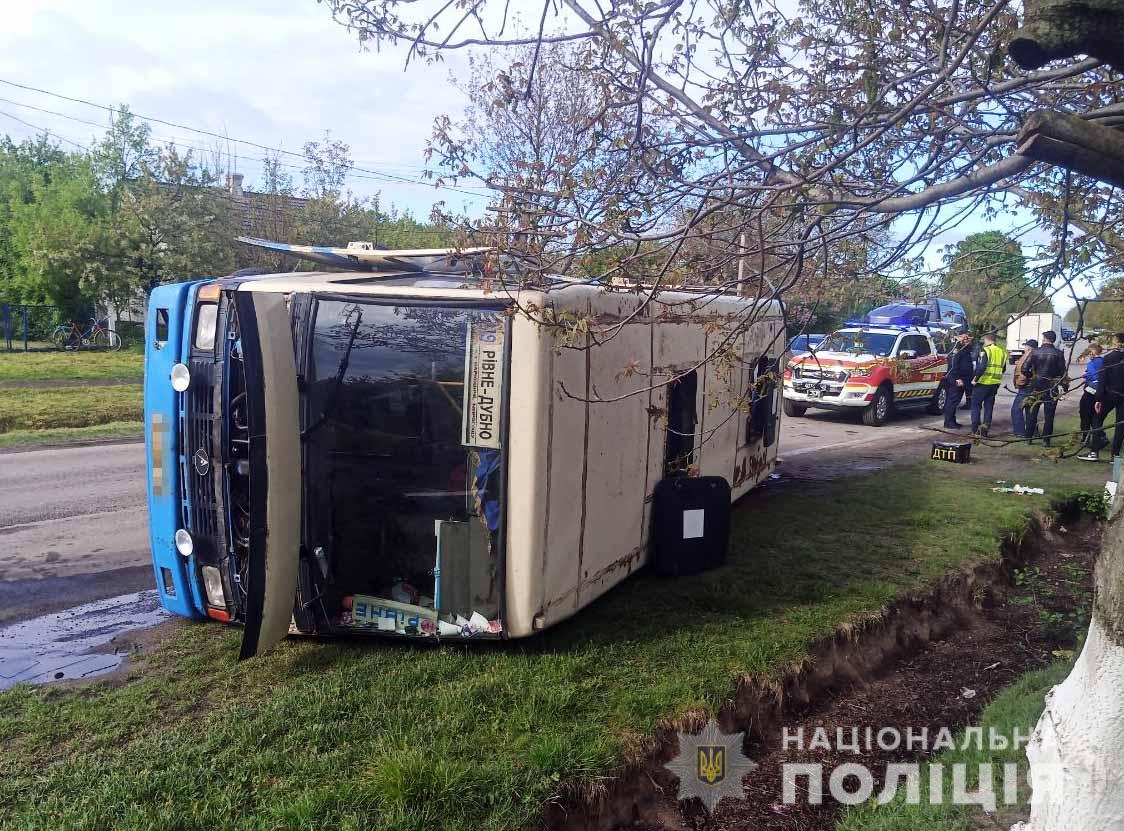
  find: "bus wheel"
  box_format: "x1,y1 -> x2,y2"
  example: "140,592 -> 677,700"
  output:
862,385 -> 893,426
783,398 -> 807,418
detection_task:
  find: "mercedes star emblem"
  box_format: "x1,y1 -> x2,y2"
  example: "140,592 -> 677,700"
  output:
193,448 -> 211,476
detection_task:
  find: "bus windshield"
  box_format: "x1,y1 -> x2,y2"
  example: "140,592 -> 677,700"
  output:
302,299 -> 507,634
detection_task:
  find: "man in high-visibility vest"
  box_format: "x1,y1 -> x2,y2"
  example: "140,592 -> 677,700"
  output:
970,332 -> 1007,436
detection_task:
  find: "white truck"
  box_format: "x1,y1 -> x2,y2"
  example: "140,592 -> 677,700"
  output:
1006,312 -> 1062,364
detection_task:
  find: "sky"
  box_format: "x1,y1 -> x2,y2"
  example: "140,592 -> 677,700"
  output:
0,0 -> 490,218
0,0 -> 1087,316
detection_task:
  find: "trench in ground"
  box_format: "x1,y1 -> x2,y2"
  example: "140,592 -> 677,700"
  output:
544,502 -> 1101,831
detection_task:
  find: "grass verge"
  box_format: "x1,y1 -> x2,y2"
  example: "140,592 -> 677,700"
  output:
835,660 -> 1071,831
0,351 -> 143,382
0,385 -> 142,433
0,465 -> 1097,831
0,421 -> 143,449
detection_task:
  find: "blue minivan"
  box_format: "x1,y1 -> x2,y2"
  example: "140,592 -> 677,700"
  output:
857,298 -> 968,331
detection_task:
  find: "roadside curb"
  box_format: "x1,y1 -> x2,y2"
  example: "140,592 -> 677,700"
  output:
0,435 -> 143,454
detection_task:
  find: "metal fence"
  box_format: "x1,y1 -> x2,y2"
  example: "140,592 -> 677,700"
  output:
1,304 -> 64,352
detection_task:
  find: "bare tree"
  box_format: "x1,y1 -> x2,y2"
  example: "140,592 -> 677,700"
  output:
328,0 -> 1122,355
434,43 -> 627,258
1005,9 -> 1124,830
321,0 -> 1124,826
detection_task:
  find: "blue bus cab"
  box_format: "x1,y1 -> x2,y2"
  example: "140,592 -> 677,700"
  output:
145,277 -> 301,658
145,280 -> 211,620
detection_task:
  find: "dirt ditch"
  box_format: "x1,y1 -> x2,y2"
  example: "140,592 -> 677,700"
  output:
544,503 -> 1102,831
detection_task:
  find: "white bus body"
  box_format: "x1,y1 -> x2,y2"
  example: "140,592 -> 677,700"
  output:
148,267 -> 783,657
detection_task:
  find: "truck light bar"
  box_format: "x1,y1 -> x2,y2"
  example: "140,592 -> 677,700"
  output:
842,320 -> 957,332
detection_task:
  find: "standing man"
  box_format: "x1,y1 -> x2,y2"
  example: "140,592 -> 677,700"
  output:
943,332 -> 975,429
970,332 -> 1007,436
1010,339 -> 1037,439
1024,330 -> 1068,446
1082,333 -> 1124,461
1077,342 -> 1104,450
961,337 -> 976,411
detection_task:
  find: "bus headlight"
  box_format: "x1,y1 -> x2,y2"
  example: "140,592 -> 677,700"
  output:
174,528 -> 194,557
170,363 -> 191,392
201,566 -> 225,607
194,303 -> 218,351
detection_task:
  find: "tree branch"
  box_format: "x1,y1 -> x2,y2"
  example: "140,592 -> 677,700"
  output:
1016,109 -> 1124,190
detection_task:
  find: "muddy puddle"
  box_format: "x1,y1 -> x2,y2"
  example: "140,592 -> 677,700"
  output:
0,590 -> 170,690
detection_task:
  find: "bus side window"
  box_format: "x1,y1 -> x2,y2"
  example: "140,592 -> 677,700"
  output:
747,355 -> 775,446
664,370 -> 698,477
154,308 -> 169,348
762,357 -> 779,448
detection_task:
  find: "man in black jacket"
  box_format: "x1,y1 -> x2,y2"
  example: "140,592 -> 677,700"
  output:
1087,333 -> 1124,460
1023,330 -> 1068,446
943,332 -> 975,428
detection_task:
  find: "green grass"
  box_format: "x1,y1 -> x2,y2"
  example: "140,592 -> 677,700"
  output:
0,385 -> 143,433
0,421 -> 143,448
0,464 -> 1076,831
0,351 -> 143,382
836,660 -> 1071,831
1002,413 -> 1103,464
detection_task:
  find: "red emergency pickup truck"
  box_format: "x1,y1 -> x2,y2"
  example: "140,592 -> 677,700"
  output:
783,326 -> 951,426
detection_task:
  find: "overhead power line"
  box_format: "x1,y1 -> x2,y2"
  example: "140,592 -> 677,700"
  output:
0,95 -> 433,190
0,77 -> 491,198
0,110 -> 90,150
0,109 -> 467,238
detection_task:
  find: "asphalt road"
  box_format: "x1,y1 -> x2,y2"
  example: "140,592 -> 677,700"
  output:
778,341 -> 1088,478
0,442 -> 152,623
781,377 -> 1018,459
0,342 -> 1089,624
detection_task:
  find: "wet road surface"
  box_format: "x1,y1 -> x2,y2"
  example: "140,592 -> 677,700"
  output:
0,441 -> 152,620
0,441 -> 149,580
0,590 -> 169,690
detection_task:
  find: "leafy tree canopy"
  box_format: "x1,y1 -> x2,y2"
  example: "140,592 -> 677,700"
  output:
0,117 -> 457,316
942,231 -> 1052,331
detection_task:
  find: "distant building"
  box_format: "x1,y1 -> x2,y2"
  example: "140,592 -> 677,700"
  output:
110,174 -> 310,327
224,173 -> 308,233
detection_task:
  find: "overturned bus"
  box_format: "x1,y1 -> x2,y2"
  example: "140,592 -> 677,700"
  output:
144,241 -> 784,658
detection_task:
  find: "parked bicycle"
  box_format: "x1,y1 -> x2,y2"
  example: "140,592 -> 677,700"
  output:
51,318 -> 123,351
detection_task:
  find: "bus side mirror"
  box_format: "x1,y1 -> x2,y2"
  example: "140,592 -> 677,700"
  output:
898,349 -> 917,359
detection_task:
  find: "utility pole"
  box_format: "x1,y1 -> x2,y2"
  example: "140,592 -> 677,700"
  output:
738,232 -> 746,296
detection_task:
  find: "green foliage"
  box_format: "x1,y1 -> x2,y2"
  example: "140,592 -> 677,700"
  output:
1013,565 -> 1043,593
2,142 -> 102,314
82,149 -> 236,305
1074,488 -> 1110,520
1068,278 -> 1124,334
233,136 -> 459,273
942,231 -> 1051,331
0,118 -> 457,314
0,111 -> 235,313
